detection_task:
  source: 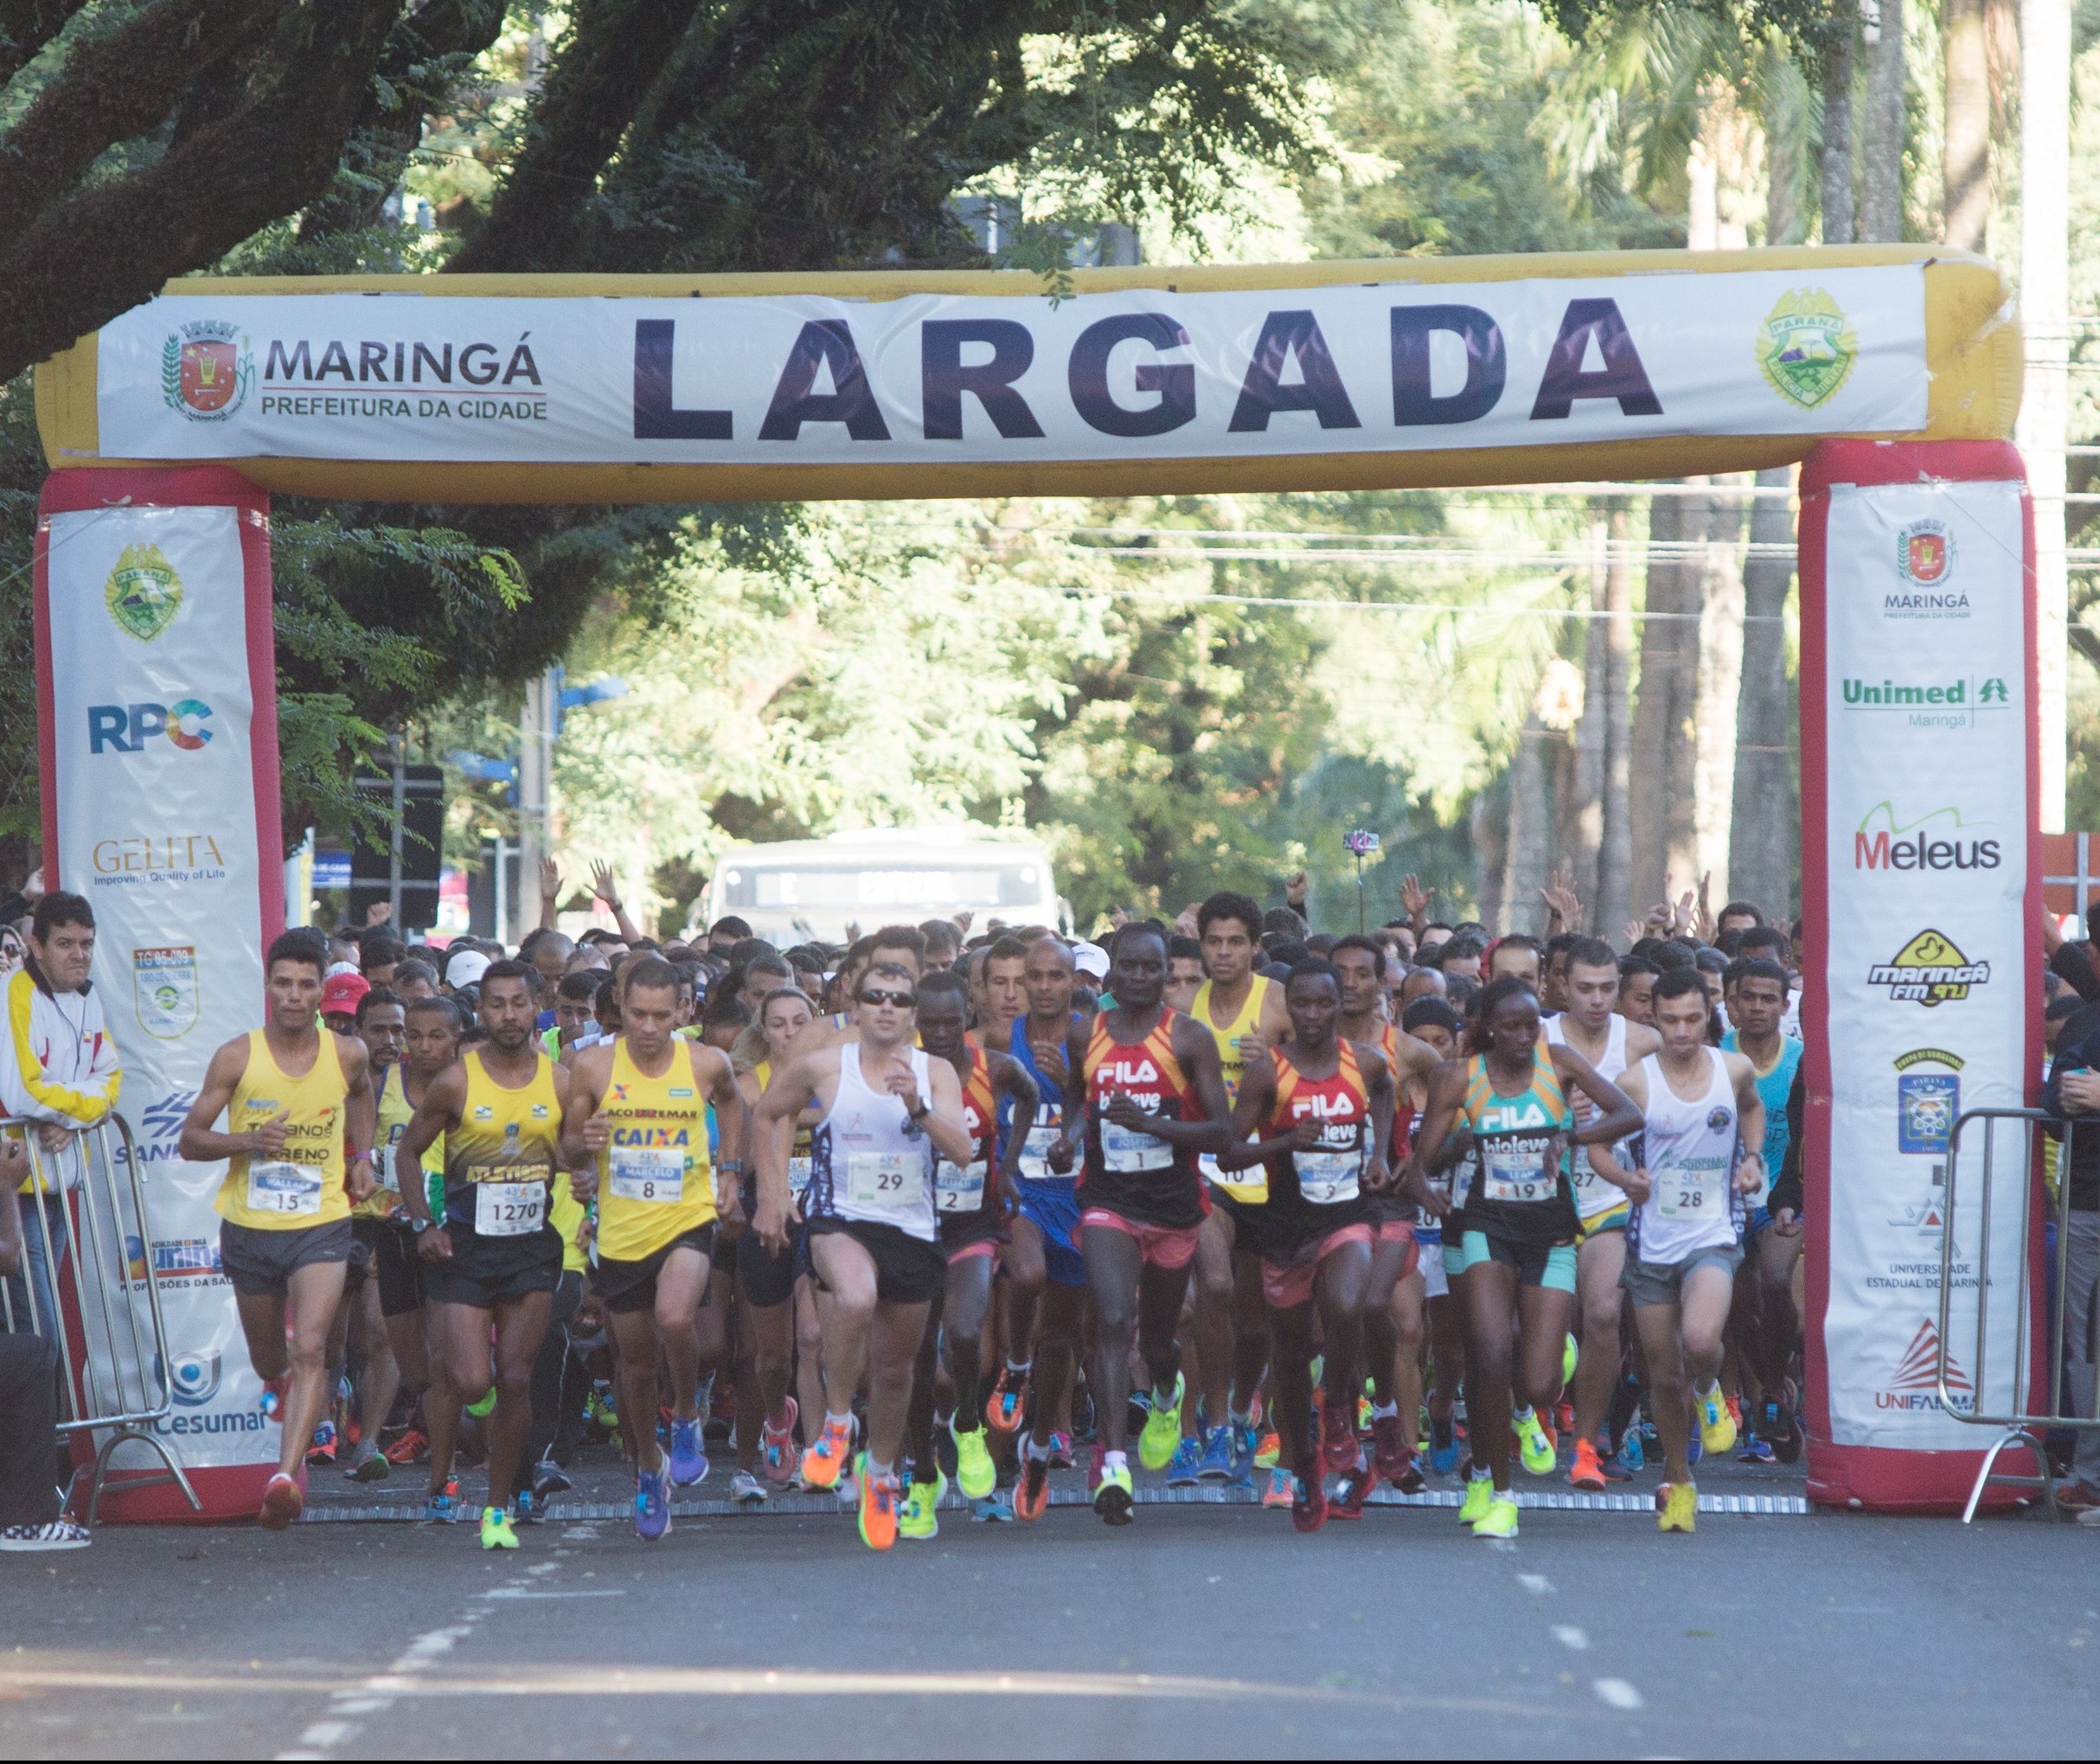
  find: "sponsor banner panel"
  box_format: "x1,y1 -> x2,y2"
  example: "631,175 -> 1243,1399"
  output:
1812,459 -> 2039,1477
84,265 -> 1930,475
35,470 -> 284,1513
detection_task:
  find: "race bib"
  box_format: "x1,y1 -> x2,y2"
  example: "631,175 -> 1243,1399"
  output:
474,1178 -> 547,1237
937,1159 -> 988,1214
848,1151 -> 928,1211
1658,1159 -> 1730,1222
1101,1120 -> 1173,1173
788,1154 -> 813,1198
1019,1122 -> 1065,1182
1200,1141 -> 1267,1195
1482,1139 -> 1557,1205
1296,1147 -> 1362,1206
611,1147 -> 686,1205
246,1160 -> 323,1218
373,1144 -> 400,1193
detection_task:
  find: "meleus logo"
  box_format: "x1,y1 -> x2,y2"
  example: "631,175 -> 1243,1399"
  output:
1853,802 -> 2000,872
1868,929 -> 1989,1006
87,700 -> 213,753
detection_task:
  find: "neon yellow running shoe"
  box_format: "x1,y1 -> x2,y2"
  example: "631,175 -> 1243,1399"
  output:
898,1472 -> 945,1541
479,1505 -> 519,1550
952,1423 -> 996,1500
1658,1479 -> 1698,1534
1695,1384 -> 1738,1456
466,1385 -> 498,1421
1093,1454 -> 1135,1525
1562,1332 -> 1579,1390
1457,1472 -> 1495,1528
1514,1406 -> 1557,1476
1138,1372 -> 1185,1472
1473,1492 -> 1520,1539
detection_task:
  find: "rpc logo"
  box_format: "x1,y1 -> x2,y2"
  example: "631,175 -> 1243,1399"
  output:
88,700 -> 213,753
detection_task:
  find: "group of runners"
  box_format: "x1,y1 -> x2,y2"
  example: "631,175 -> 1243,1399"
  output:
182,879 -> 1809,1550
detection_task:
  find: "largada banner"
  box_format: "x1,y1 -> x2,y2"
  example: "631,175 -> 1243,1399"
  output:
1800,440 -> 2041,1511
35,467 -> 285,1520
35,248 -> 2018,503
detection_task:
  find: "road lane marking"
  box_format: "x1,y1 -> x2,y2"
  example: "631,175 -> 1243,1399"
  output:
1593,1678 -> 1645,1710
1553,1627 -> 1589,1651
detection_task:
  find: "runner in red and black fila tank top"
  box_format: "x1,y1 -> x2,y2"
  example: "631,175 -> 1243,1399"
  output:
1225,957 -> 1395,1531
1051,924 -> 1231,1527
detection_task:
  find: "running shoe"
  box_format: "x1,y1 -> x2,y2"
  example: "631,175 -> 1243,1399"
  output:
0,1520 -> 90,1551
1092,1449 -> 1135,1526
465,1386 -> 497,1421
1657,1479 -> 1698,1534
1328,1453 -> 1375,1520
343,1441 -> 389,1483
1514,1408 -> 1557,1476
1124,1388 -> 1151,1441
1687,1435 -> 1702,1469
1371,1413 -> 1412,1483
1165,1435 -> 1204,1488
1765,1400 -> 1802,1465
669,1418 -> 709,1487
1473,1492 -> 1519,1539
531,1459 -> 573,1502
1725,1395 -> 1744,1440
1196,1423 -> 1236,1483
258,1472 -> 304,1531
1569,1438 -> 1608,1492
1695,1385 -> 1738,1456
1737,1432 -> 1777,1466
305,1421 -> 337,1467
383,1426 -> 428,1467
1610,1428 -> 1645,1476
1259,1466 -> 1294,1510
1070,1382 -> 1097,1444
1138,1374 -> 1184,1472
1457,1472 -> 1495,1529
1291,1472 -> 1328,1533
1554,1400 -> 1575,1441
424,1480 -> 460,1524
634,1467 -> 671,1542
985,1365 -> 1029,1435
760,1397 -> 799,1485
1254,1428 -> 1283,1471
1015,1453 -> 1052,1522
800,1416 -> 855,1490
969,1492 -> 1015,1523
836,1465 -> 859,1508
259,1375 -> 290,1423
480,1505 -> 520,1550
1228,1422 -> 1258,1488
859,1463 -> 902,1551
1426,1409 -> 1461,1478
899,1473 -> 944,1542
1562,1333 -> 1578,1390
1046,1430 -> 1075,1470
953,1422 -> 997,1500
1322,1396 -> 1359,1475
585,1384 -> 618,1436
731,1467 -> 768,1505
512,1488 -> 539,1525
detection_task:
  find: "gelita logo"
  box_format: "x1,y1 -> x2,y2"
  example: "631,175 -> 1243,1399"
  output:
1853,802 -> 2000,872
87,700 -> 213,753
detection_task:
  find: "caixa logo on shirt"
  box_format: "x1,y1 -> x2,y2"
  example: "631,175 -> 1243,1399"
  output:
87,700 -> 214,753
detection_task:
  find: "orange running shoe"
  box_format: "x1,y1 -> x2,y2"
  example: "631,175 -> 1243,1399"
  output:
800,1416 -> 854,1490
1569,1437 -> 1607,1492
985,1364 -> 1029,1435
858,1463 -> 900,1551
258,1471 -> 304,1531
383,1426 -> 429,1467
1015,1452 -> 1051,1522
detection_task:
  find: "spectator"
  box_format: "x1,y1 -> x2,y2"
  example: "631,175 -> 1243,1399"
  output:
0,1156 -> 89,1550
2040,1007 -> 2100,1510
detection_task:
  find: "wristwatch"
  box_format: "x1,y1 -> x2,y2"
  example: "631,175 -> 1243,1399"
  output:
412,1216 -> 434,1235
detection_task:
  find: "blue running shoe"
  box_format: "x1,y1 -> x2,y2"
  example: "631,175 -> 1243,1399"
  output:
1196,1423 -> 1236,1483
635,1467 -> 671,1542
669,1418 -> 708,1488
424,1486 -> 458,1524
1228,1423 -> 1258,1488
1427,1410 -> 1461,1479
1737,1432 -> 1777,1465
1166,1435 -> 1204,1488
969,1492 -> 1015,1523
512,1487 -> 539,1525
1610,1429 -> 1644,1476
1687,1435 -> 1702,1470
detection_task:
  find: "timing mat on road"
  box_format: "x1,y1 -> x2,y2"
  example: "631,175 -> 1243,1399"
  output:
297,1483 -> 1811,1524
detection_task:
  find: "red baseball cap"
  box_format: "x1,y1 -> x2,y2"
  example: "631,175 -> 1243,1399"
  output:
321,971 -> 370,1016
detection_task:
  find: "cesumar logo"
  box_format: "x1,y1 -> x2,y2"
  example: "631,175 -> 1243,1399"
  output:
87,699 -> 214,753
163,319 -> 253,420
1867,929 -> 1989,1007
160,1349 -> 221,1406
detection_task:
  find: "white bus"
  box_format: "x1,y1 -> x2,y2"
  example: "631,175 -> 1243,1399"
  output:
692,827 -> 1069,948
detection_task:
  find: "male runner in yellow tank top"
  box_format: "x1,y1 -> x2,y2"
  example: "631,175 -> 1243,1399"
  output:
561,956 -> 745,1542
180,930 -> 378,1531
395,959 -> 572,1550
1181,892 -> 1292,1492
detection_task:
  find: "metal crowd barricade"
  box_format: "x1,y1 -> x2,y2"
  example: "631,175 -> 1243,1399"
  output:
1,1111 -> 198,1522
1936,1108 -> 2097,1523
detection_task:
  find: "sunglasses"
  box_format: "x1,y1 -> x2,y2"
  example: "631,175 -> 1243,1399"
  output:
858,988 -> 917,1010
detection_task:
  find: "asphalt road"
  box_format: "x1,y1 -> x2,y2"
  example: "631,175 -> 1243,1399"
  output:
4,1499 -> 2096,1760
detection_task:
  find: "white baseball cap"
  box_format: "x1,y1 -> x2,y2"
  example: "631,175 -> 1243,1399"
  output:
1071,941 -> 1111,980
445,948 -> 493,988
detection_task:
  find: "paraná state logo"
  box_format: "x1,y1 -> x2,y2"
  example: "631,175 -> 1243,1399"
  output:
162,318 -> 252,421
103,542 -> 182,642
1757,288 -> 1857,410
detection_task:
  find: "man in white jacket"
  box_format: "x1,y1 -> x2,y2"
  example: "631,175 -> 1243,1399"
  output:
0,892 -> 120,1336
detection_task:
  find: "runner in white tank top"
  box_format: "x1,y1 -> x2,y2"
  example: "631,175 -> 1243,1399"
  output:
1546,1011 -> 1635,1223
807,1044 -> 941,1243
1588,967 -> 1765,1533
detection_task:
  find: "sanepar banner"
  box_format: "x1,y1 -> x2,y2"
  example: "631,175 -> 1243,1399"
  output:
35,248 -> 2018,503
